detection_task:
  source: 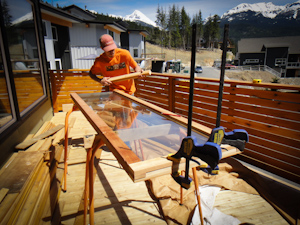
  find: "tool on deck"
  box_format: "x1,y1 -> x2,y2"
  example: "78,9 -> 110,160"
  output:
167,24 -> 222,190
167,24 -> 249,188
208,24 -> 248,156
108,70 -> 151,82
202,24 -> 249,175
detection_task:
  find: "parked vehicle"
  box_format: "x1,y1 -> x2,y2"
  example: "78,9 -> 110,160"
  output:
195,65 -> 203,73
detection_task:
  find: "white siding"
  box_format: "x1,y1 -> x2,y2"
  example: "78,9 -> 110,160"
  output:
43,20 -> 56,69
71,46 -> 98,69
129,32 -> 142,58
69,23 -> 98,46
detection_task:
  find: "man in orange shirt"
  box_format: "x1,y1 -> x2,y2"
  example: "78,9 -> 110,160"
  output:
89,34 -> 143,95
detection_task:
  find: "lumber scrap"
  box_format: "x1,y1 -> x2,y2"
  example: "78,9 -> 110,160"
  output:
0,151 -> 44,224
33,121 -> 55,138
15,124 -> 64,149
62,103 -> 74,112
26,139 -> 47,152
52,128 -> 65,145
39,145 -> 66,223
0,151 -> 44,192
12,163 -> 49,224
0,188 -> 9,203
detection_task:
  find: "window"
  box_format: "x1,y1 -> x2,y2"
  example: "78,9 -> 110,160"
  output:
42,21 -> 47,37
133,48 -> 138,58
0,44 -> 15,132
275,58 -> 287,66
244,59 -> 259,64
0,0 -> 47,134
52,26 -> 58,41
108,30 -> 114,39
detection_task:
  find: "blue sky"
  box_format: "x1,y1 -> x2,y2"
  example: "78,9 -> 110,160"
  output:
44,0 -> 294,22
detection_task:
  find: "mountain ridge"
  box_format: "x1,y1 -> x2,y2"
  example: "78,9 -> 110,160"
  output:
109,1 -> 300,42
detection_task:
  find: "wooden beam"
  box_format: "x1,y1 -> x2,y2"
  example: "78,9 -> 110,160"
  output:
104,25 -> 121,34
41,13 -> 72,27
108,70 -> 151,83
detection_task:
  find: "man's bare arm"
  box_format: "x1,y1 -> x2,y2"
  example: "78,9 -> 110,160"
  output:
89,70 -> 111,86
89,70 -> 103,83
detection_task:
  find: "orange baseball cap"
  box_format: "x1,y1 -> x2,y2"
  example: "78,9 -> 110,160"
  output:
100,34 -> 117,52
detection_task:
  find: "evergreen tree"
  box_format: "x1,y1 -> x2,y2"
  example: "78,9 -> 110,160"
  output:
156,5 -> 167,49
203,14 -> 220,49
192,11 -> 203,48
211,15 -> 220,48
180,7 -> 191,49
168,4 -> 181,48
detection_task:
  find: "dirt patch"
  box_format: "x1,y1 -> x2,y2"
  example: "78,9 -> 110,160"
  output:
226,70 -> 300,85
146,42 -> 300,85
146,42 -> 232,67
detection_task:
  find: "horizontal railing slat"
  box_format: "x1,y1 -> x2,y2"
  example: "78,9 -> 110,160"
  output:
50,71 -> 300,184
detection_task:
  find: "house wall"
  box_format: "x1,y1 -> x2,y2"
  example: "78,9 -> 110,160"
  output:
265,47 -> 288,67
129,32 -> 142,58
70,23 -> 98,69
69,23 -> 122,69
239,52 -> 265,65
43,20 -> 56,69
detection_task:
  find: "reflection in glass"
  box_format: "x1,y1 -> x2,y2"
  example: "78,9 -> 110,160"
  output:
0,45 -> 13,129
2,0 -> 44,114
79,92 -> 208,161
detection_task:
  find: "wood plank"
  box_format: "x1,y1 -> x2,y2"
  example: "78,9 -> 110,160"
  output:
223,100 -> 300,122
13,163 -> 49,224
33,121 -> 54,138
0,151 -> 44,192
108,70 -> 151,82
15,124 -> 64,149
70,92 -> 141,180
0,188 -> 9,203
0,193 -> 19,222
130,147 -> 240,182
228,85 -> 300,103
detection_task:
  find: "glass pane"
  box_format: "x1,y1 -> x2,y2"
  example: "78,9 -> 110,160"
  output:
2,0 -> 44,113
0,46 -> 13,129
78,92 -> 208,161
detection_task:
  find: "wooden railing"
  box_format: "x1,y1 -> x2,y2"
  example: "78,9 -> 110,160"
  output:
49,70 -> 300,184
135,73 -> 300,184
49,70 -> 106,112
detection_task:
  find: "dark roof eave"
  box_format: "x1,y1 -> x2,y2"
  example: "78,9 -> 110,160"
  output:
40,2 -> 82,23
83,20 -> 127,32
62,4 -> 97,18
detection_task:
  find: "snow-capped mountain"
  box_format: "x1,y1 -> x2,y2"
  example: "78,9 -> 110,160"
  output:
124,10 -> 157,27
219,1 -> 300,42
109,10 -> 157,28
221,1 -> 300,21
222,2 -> 285,19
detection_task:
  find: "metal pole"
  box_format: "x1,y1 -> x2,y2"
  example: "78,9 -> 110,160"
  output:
187,23 -> 197,136
216,24 -> 229,128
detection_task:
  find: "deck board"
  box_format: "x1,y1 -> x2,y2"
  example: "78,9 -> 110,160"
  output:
53,110 -> 291,225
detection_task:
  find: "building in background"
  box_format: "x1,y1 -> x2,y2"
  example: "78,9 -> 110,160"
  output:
40,3 -> 148,70
237,36 -> 300,77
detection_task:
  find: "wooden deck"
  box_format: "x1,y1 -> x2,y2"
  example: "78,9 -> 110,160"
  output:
0,109 -> 296,224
